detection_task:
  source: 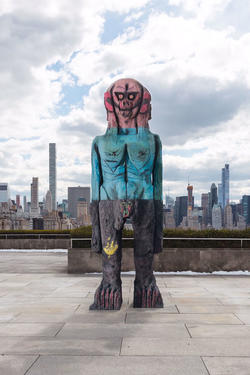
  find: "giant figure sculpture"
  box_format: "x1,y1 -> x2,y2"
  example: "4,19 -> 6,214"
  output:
90,78 -> 163,310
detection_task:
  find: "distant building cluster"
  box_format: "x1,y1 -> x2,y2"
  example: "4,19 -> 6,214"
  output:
0,143 -> 91,230
164,163 -> 248,230
1,156 -> 250,232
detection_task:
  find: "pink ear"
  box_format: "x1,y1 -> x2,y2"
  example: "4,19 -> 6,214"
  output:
140,91 -> 151,113
104,91 -> 114,112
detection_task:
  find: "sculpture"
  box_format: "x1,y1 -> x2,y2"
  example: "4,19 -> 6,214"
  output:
89,78 -> 163,310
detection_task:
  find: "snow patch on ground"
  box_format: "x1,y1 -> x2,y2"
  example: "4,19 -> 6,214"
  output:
0,249 -> 67,253
86,270 -> 250,276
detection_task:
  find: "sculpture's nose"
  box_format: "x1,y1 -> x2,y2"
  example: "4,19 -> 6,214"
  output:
121,99 -> 131,109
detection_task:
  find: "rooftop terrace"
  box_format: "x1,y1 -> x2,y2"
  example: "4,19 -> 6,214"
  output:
0,251 -> 250,374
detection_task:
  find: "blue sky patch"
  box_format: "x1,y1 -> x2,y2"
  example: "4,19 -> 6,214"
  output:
55,82 -> 91,116
47,61 -> 64,72
101,12 -> 127,44
22,154 -> 31,160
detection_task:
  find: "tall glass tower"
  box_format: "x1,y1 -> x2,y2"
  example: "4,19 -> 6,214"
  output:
218,183 -> 222,207
210,183 -> 218,208
49,143 -> 57,211
222,163 -> 229,209
0,183 -> 9,202
30,177 -> 39,217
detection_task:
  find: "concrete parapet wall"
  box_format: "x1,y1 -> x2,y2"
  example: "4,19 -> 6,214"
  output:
0,238 -> 70,249
68,247 -> 250,273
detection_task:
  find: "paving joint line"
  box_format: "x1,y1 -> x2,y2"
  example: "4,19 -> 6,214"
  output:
232,312 -> 246,325
23,354 -> 40,375
175,304 -> 180,313
74,304 -> 81,312
119,337 -> 123,356
200,356 -> 211,375
54,322 -> 66,337
184,323 -> 192,338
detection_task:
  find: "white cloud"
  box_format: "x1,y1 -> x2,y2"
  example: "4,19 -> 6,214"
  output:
0,0 -> 250,204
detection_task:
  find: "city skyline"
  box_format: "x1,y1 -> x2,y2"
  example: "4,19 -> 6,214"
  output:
2,157 -> 250,206
2,159 -> 249,209
1,1 -> 250,203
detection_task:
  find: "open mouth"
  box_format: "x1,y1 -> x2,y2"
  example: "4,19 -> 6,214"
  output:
119,109 -> 132,118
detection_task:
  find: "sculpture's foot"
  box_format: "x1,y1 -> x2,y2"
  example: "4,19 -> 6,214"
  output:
133,283 -> 163,308
89,282 -> 122,310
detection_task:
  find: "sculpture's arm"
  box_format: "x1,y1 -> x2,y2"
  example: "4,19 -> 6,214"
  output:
153,134 -> 163,253
91,138 -> 102,201
153,135 -> 162,201
90,138 -> 102,253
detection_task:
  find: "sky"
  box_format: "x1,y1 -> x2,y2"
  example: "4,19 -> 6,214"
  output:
1,0 -> 250,205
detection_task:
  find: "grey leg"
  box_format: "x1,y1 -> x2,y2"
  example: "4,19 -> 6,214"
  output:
89,200 -> 123,310
133,254 -> 163,308
132,200 -> 163,308
89,244 -> 122,310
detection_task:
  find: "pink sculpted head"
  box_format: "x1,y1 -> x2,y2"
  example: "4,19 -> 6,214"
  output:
104,78 -> 151,129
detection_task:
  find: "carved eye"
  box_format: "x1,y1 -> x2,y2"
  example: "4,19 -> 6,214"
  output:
115,92 -> 124,100
128,93 -> 136,100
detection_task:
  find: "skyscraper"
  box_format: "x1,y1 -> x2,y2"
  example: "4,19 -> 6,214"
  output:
45,190 -> 52,213
224,204 -> 233,229
218,183 -> 222,207
187,184 -> 193,217
30,177 -> 39,217
68,186 -> 90,218
201,193 -> 209,227
242,195 -> 250,226
174,196 -> 188,227
16,195 -> 20,208
49,143 -> 57,211
0,183 -> 9,203
23,196 -> 27,212
212,204 -> 222,229
165,195 -> 174,209
210,183 -> 218,208
221,163 -> 229,209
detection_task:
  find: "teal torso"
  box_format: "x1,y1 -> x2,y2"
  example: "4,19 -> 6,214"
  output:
93,128 -> 158,200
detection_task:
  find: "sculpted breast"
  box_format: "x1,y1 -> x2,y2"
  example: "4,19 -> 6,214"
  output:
127,141 -> 155,169
99,141 -> 125,166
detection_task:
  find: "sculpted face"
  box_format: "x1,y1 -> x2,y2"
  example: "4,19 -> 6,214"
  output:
104,78 -> 151,129
112,79 -> 142,121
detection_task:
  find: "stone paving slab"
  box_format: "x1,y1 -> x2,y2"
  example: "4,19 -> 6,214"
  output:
203,356 -> 250,375
66,311 -> 127,324
1,253 -> 250,374
167,297 -> 223,304
121,337 -> 250,356
177,304 -> 250,313
218,297 -> 250,305
0,355 -> 38,375
25,355 -> 209,375
0,322 -> 63,336
234,313 -> 250,324
126,312 -> 242,324
187,324 -> 250,337
57,322 -> 190,339
0,302 -> 79,314
167,287 -> 214,297
0,313 -> 18,322
0,337 -> 122,356
126,305 -> 178,313
12,313 -> 77,323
